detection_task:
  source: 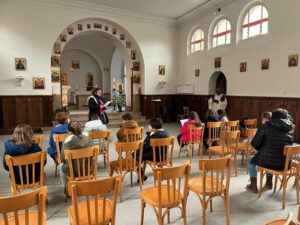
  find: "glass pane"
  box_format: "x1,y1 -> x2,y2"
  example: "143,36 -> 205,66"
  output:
191,44 -> 194,53
262,6 -> 268,19
213,25 -> 218,35
242,27 -> 248,39
200,30 -> 204,39
200,42 -> 204,51
194,43 -> 200,52
243,12 -> 249,25
218,19 -> 227,33
226,33 -> 231,44
226,20 -> 231,30
213,38 -> 217,48
218,35 -> 226,46
261,21 -> 268,34
249,5 -> 262,23
195,29 -> 201,40
249,24 -> 260,37
191,33 -> 195,42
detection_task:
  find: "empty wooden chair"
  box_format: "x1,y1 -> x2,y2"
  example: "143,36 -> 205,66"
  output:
88,130 -> 111,175
208,131 -> 240,176
145,137 -> 175,170
0,186 -> 47,225
188,156 -> 232,225
64,145 -> 99,202
53,133 -> 70,176
224,120 -> 239,131
244,119 -> 257,129
124,126 -> 144,142
110,140 -> 143,202
258,145 -> 300,209
178,124 -> 205,160
263,211 -> 295,225
140,162 -> 191,225
5,151 -> 47,195
32,134 -> 45,148
68,176 -> 120,225
206,122 -> 222,148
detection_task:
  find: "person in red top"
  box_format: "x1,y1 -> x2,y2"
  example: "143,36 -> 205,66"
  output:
177,111 -> 202,145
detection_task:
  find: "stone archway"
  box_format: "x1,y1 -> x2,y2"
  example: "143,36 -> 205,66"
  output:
208,71 -> 227,95
50,18 -> 145,111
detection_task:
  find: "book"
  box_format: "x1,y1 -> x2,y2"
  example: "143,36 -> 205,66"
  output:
104,100 -> 112,107
180,119 -> 188,126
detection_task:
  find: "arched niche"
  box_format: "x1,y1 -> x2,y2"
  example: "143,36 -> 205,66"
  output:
208,71 -> 227,95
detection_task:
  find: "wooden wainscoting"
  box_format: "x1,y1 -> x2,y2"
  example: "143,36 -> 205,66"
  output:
140,94 -> 300,142
0,96 -> 54,134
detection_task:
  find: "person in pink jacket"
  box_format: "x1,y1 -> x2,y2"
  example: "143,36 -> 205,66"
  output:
177,111 -> 202,145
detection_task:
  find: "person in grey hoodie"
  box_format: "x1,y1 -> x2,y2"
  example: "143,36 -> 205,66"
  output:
60,122 -> 94,187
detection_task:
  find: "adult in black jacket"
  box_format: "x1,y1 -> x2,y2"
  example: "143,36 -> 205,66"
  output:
246,108 -> 294,193
87,88 -> 109,124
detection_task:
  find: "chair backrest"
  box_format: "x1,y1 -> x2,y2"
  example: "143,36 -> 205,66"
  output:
224,120 -> 239,131
183,106 -> 190,117
69,176 -> 120,225
244,128 -> 257,149
32,135 -> 45,148
198,156 -> 232,196
5,151 -> 47,195
53,133 -> 70,164
64,145 -> 99,181
88,130 -> 111,154
150,136 -> 175,168
244,119 -> 257,129
219,131 -> 240,156
124,126 -> 144,142
0,186 -> 47,225
188,123 -> 205,144
283,145 -> 300,172
207,122 -> 222,144
115,140 -> 144,172
153,163 -> 191,209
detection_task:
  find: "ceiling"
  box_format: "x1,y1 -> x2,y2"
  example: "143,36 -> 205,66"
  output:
76,0 -> 233,19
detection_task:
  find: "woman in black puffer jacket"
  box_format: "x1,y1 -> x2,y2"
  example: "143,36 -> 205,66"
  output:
246,108 -> 294,193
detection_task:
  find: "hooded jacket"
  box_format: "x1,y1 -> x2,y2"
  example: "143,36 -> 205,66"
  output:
116,120 -> 139,142
47,123 -> 68,157
251,118 -> 294,170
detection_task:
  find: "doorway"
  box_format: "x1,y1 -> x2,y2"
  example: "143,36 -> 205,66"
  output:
208,71 -> 227,95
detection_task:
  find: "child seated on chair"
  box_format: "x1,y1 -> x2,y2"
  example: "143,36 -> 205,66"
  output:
83,114 -> 108,145
3,124 -> 46,184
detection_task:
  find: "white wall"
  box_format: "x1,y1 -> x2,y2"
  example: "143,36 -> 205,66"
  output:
178,0 -> 300,97
0,0 -> 178,97
110,49 -> 124,95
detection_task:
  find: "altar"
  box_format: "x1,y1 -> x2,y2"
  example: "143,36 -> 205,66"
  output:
74,91 -> 91,109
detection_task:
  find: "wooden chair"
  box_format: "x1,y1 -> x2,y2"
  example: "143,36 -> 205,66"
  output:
188,156 -> 232,225
178,124 -> 205,161
64,145 -> 99,202
53,133 -> 70,176
206,122 -> 222,148
145,137 -> 175,171
208,131 -> 240,176
140,162 -> 191,225
110,140 -> 143,202
258,145 -> 300,209
237,128 -> 257,173
5,151 -> 47,195
88,130 -> 111,175
177,106 -> 190,123
68,176 -> 120,225
32,134 -> 45,148
0,186 -> 47,225
124,126 -> 144,142
244,119 -> 257,129
263,211 -> 296,225
224,120 -> 239,131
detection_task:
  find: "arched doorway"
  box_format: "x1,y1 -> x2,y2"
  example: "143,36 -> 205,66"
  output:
50,18 -> 145,112
208,71 -> 227,95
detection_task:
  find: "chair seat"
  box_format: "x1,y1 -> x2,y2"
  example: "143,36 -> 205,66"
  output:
265,219 -> 295,225
260,167 -> 296,176
0,212 -> 46,225
110,159 -> 136,172
188,176 -> 225,195
68,199 -> 112,225
141,185 -> 182,208
208,146 -> 231,155
237,142 -> 251,150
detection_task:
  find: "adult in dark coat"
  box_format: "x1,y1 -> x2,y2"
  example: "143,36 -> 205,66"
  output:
246,108 -> 294,193
87,88 -> 109,124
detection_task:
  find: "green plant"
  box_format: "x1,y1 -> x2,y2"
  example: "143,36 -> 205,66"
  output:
113,95 -> 126,106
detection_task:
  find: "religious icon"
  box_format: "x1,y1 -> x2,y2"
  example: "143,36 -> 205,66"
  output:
133,73 -> 141,83
261,58 -> 270,70
86,72 -> 94,91
215,57 -> 221,68
159,65 -> 165,75
68,27 -> 74,35
133,61 -> 140,71
51,56 -> 60,67
51,70 -> 60,82
72,60 -> 80,69
15,58 -> 26,70
240,62 -> 247,72
60,34 -> 67,42
112,28 -> 117,35
126,42 -> 131,48
33,77 -> 45,89
94,23 -> 102,29
54,43 -> 61,54
77,24 -> 83,31
120,34 -> 125,40
60,72 -> 68,85
288,54 -> 298,67
104,25 -> 108,31
87,24 -> 91,29
195,69 -> 200,77
131,50 -> 136,60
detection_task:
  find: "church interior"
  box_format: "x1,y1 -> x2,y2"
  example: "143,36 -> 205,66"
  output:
1,0 -> 300,224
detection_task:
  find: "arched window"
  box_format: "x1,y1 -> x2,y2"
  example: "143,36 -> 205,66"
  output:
212,19 -> 231,48
190,28 -> 204,53
242,5 -> 268,40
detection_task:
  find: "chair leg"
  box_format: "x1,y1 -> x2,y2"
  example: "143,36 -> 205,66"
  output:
140,200 -> 145,225
103,155 -> 107,169
234,153 -> 238,177
130,171 -> 133,187
202,202 -> 207,225
167,210 -> 170,224
178,143 -> 182,159
296,174 -> 300,205
273,175 -> 278,193
182,200 -> 188,225
55,164 -> 58,177
282,176 -> 287,210
210,199 -> 213,212
65,184 -> 68,202
225,193 -> 230,225
241,152 -> 244,166
107,154 -> 111,176
258,169 -> 264,198
119,178 -> 123,202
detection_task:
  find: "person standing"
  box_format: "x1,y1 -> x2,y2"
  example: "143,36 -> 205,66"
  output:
87,88 -> 109,124
208,88 -> 227,115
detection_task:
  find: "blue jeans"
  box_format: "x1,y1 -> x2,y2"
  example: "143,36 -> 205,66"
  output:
248,156 -> 273,178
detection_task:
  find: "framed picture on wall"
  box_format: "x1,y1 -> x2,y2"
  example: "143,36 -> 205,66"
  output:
120,34 -> 125,40
261,58 -> 270,70
77,24 -> 83,31
105,25 -> 109,31
86,72 -> 94,91
94,23 -> 102,29
215,57 -> 221,68
112,28 -> 117,35
195,69 -> 200,77
288,54 -> 298,67
67,27 -> 74,35
240,62 -> 247,72
126,42 -> 131,48
60,72 -> 68,85
131,50 -> 136,60
51,56 -> 60,67
60,34 -> 67,42
159,65 -> 165,75
133,61 -> 140,71
54,43 -> 61,54
133,73 -> 141,83
33,77 -> 45,89
87,24 -> 91,29
15,58 -> 26,70
51,70 -> 60,82
72,60 -> 80,69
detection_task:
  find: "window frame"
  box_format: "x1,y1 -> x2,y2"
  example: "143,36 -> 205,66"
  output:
212,19 -> 232,48
190,28 -> 205,54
